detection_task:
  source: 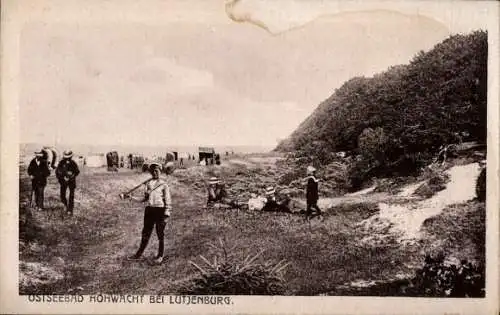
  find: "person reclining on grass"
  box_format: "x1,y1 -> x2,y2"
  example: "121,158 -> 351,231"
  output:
261,186 -> 292,213
125,163 -> 171,265
205,176 -> 242,209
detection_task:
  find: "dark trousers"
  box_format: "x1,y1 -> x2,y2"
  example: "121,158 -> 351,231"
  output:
135,206 -> 167,258
306,199 -> 322,216
32,181 -> 46,209
60,181 -> 76,213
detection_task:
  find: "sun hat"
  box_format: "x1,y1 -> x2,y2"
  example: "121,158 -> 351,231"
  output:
208,177 -> 220,185
63,150 -> 73,158
149,162 -> 162,172
265,186 -> 275,196
306,165 -> 316,175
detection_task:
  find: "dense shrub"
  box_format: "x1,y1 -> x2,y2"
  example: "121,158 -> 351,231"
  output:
276,30 -> 487,188
411,255 -> 485,297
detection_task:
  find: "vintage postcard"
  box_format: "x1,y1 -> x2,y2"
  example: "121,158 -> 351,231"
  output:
1,0 -> 499,314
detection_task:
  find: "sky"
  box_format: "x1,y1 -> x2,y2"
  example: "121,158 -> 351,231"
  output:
18,0 -> 492,148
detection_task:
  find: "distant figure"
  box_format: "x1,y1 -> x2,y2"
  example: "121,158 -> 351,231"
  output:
27,150 -> 51,210
305,166 -> 322,218
128,154 -> 133,169
56,151 -> 80,215
180,158 -> 184,167
261,186 -> 291,213
126,163 -> 171,265
215,154 -> 221,165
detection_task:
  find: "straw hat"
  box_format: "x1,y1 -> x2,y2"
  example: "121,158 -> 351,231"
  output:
265,186 -> 275,196
149,162 -> 162,172
208,177 -> 220,185
63,150 -> 73,158
306,165 -> 316,175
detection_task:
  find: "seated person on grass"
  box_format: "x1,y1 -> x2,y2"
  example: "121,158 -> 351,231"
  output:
261,186 -> 292,213
206,176 -> 241,209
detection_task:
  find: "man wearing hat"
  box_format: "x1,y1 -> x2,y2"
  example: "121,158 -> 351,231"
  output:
127,162 -> 171,265
305,166 -> 322,218
55,150 -> 80,215
261,186 -> 291,213
27,150 -> 51,210
206,176 -> 227,208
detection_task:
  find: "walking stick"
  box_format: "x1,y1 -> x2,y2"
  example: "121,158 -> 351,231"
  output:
29,186 -> 34,209
119,178 -> 153,199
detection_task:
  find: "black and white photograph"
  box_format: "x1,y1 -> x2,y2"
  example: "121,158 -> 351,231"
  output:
1,0 -> 499,314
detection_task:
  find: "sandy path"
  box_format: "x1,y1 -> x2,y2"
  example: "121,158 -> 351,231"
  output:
360,163 -> 481,242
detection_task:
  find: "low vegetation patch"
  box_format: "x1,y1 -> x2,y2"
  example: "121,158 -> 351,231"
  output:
413,172 -> 450,198
179,239 -> 289,295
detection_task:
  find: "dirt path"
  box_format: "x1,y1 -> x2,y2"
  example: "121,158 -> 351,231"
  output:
19,168 -> 209,294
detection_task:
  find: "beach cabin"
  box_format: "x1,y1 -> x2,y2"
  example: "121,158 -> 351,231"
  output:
199,147 -> 215,163
85,154 -> 107,168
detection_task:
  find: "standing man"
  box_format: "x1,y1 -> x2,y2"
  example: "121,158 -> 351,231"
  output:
56,150 -> 80,215
305,166 -> 322,218
27,150 -> 51,210
126,163 -> 171,265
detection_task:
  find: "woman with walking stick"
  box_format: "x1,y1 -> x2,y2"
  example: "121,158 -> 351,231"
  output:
123,162 -> 172,265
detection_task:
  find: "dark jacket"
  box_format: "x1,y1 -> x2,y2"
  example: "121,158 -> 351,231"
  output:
262,197 -> 291,213
306,176 -> 319,202
56,158 -> 80,185
27,158 -> 51,186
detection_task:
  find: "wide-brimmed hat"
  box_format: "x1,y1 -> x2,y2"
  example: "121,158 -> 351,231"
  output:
265,186 -> 275,195
63,150 -> 73,158
34,151 -> 44,156
149,162 -> 162,172
208,177 -> 220,185
306,165 -> 316,174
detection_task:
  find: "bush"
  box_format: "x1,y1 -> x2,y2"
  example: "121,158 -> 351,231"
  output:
358,127 -> 389,163
411,255 -> 485,297
180,239 -> 289,295
413,172 -> 449,198
475,167 -> 486,201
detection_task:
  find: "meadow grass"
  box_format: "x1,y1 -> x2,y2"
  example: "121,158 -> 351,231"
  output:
18,157 -> 484,295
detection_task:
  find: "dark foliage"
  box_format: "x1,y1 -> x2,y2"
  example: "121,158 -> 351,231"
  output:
411,255 -> 485,297
276,31 -> 487,188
